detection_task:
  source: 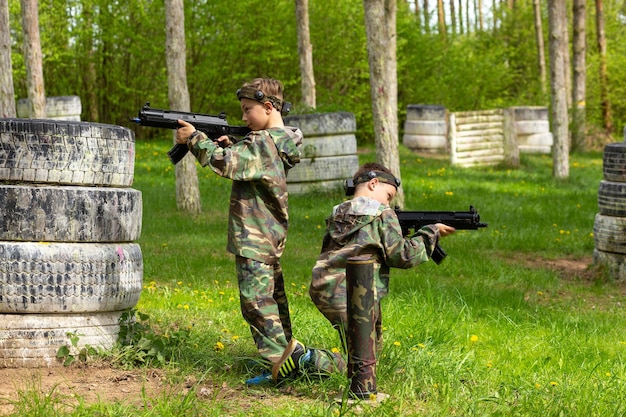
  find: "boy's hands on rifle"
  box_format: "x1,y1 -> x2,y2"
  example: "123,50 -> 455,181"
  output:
175,119 -> 231,147
435,223 -> 456,237
175,119 -> 196,144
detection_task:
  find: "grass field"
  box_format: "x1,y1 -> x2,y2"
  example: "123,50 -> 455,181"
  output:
6,139 -> 626,416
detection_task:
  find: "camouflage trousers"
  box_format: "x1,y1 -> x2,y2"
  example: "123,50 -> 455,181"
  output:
236,256 -> 292,363
236,256 -> 346,374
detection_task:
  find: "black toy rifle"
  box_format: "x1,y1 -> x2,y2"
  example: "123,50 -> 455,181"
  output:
395,205 -> 488,264
131,103 -> 251,164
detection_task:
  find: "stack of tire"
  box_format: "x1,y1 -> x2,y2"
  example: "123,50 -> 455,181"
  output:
283,112 -> 359,194
0,117 -> 143,367
402,105 -> 448,154
593,137 -> 626,280
511,106 -> 553,154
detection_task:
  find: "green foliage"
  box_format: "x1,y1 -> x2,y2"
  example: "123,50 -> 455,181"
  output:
8,0 -> 626,143
111,309 -> 191,368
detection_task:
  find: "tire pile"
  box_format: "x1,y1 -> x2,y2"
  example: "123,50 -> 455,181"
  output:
284,112 -> 359,194
0,118 -> 143,367
593,137 -> 626,280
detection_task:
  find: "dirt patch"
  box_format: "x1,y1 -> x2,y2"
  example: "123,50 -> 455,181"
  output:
0,365 -> 168,414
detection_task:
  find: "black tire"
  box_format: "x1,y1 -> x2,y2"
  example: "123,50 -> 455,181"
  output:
0,184 -> 142,242
603,142 -> 626,183
593,213 -> 626,255
0,118 -> 135,187
598,180 -> 626,217
593,249 -> 626,281
0,242 -> 142,313
0,311 -> 122,367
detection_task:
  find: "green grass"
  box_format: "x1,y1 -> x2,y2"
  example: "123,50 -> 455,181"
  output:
8,139 -> 626,416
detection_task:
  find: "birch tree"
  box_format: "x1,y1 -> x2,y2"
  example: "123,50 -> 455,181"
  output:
595,0 -> 612,133
572,0 -> 586,151
165,0 -> 202,213
363,0 -> 404,208
548,0 -> 569,178
0,0 -> 16,117
533,0 -> 547,95
295,0 -> 315,109
20,0 -> 45,118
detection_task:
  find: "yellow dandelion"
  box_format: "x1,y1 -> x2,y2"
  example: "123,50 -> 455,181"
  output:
470,335 -> 479,343
331,347 -> 340,353
232,335 -> 240,341
550,381 -> 558,387
183,304 -> 189,310
418,343 -> 425,348
177,281 -> 182,285
214,341 -> 225,351
606,372 -> 612,377
369,393 -> 377,402
535,383 -> 541,389
393,341 -> 401,347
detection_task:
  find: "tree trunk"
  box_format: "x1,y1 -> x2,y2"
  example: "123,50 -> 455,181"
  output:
595,0 -> 612,133
548,0 -> 569,178
20,0 -> 46,119
532,0 -> 547,95
423,0 -> 429,33
295,0 -> 315,110
0,0 -> 16,118
449,0 -> 456,35
165,0 -> 202,214
571,0 -> 586,151
363,0 -> 404,208
436,0 -> 446,40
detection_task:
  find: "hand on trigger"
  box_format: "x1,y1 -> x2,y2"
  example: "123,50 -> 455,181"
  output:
175,119 -> 196,144
435,223 -> 456,237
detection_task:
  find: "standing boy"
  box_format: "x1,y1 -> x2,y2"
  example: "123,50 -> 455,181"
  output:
176,78 -> 307,382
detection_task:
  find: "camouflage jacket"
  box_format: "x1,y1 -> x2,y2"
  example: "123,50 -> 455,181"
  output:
189,127 -> 302,264
310,196 -> 440,318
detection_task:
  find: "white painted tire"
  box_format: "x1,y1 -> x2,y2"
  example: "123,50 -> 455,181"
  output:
0,184 -> 142,242
603,142 -> 626,183
0,118 -> 135,187
521,132 -> 553,147
0,242 -> 142,313
0,311 -> 122,368
288,155 -> 359,183
515,120 -> 550,135
593,249 -> 626,281
404,120 -> 447,136
593,213 -> 626,255
598,180 -> 626,217
403,134 -> 448,152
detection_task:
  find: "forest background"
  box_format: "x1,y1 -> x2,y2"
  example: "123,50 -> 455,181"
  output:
4,0 -> 626,145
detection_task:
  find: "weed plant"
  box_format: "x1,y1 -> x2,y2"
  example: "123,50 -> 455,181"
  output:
8,140 -> 626,416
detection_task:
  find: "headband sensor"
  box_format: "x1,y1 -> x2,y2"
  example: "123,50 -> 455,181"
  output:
344,171 -> 401,196
236,86 -> 292,116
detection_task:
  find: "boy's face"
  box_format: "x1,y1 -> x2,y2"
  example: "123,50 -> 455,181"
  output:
240,98 -> 272,130
356,179 -> 396,205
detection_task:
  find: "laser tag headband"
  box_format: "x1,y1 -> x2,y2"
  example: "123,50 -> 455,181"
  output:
344,171 -> 401,196
236,86 -> 292,116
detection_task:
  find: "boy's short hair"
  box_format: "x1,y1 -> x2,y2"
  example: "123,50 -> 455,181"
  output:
236,78 -> 288,113
345,162 -> 400,195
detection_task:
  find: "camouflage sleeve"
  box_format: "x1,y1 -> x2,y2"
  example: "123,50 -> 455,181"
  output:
377,207 -> 440,268
189,131 -> 273,181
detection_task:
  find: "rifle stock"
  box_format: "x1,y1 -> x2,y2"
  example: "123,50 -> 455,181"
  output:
131,103 -> 250,164
395,205 -> 487,264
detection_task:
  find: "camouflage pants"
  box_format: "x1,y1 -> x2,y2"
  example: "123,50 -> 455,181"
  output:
236,256 -> 292,363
